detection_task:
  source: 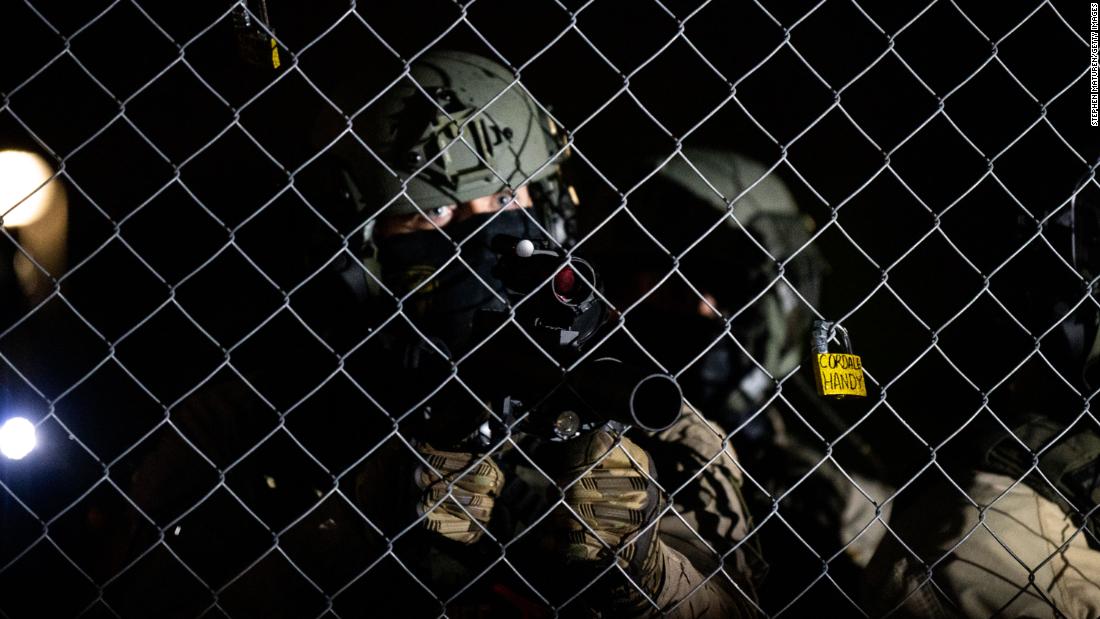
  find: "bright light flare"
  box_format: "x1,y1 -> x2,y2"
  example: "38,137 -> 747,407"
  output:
0,150 -> 56,228
0,416 -> 37,460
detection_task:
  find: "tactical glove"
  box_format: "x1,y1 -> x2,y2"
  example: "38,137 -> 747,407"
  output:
554,430 -> 664,582
414,444 -> 504,545
554,429 -> 754,618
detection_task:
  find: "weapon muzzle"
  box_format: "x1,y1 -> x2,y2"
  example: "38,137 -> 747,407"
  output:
574,358 -> 683,432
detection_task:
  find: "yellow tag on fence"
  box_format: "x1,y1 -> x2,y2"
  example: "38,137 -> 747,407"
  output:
811,321 -> 868,398
270,38 -> 281,69
814,353 -> 867,397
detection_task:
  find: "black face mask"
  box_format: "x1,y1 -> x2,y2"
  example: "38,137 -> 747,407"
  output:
375,209 -> 547,356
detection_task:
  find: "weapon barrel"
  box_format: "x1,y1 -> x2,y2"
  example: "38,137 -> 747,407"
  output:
573,358 -> 683,432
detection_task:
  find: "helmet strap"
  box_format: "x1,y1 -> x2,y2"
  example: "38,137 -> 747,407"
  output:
528,175 -> 578,248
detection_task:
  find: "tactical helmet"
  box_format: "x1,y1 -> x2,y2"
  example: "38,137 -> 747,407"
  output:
652,147 -> 803,226
639,147 -> 822,379
334,50 -> 565,221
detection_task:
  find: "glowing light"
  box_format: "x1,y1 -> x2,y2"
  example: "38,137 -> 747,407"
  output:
0,417 -> 37,460
0,150 -> 56,228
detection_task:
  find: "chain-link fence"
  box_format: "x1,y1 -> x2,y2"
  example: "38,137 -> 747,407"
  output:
1,0 -> 1098,617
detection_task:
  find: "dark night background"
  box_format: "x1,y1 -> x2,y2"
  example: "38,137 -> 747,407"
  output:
0,0 -> 1097,617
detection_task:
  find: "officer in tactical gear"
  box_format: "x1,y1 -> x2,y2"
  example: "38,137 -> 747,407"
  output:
595,147 -> 824,440
594,146 -> 894,609
330,50 -> 760,616
865,165 -> 1100,617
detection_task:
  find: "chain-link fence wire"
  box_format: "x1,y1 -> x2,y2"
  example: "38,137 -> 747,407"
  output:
0,0 -> 1098,616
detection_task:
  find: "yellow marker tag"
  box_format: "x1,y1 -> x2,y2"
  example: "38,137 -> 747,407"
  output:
814,353 -> 867,397
270,38 -> 281,69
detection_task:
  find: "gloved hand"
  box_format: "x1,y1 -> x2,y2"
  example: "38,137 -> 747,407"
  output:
414,443 -> 504,545
553,429 -> 753,618
553,430 -> 663,574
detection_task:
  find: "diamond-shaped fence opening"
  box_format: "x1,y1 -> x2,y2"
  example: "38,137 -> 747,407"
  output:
1,1 -> 1098,617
